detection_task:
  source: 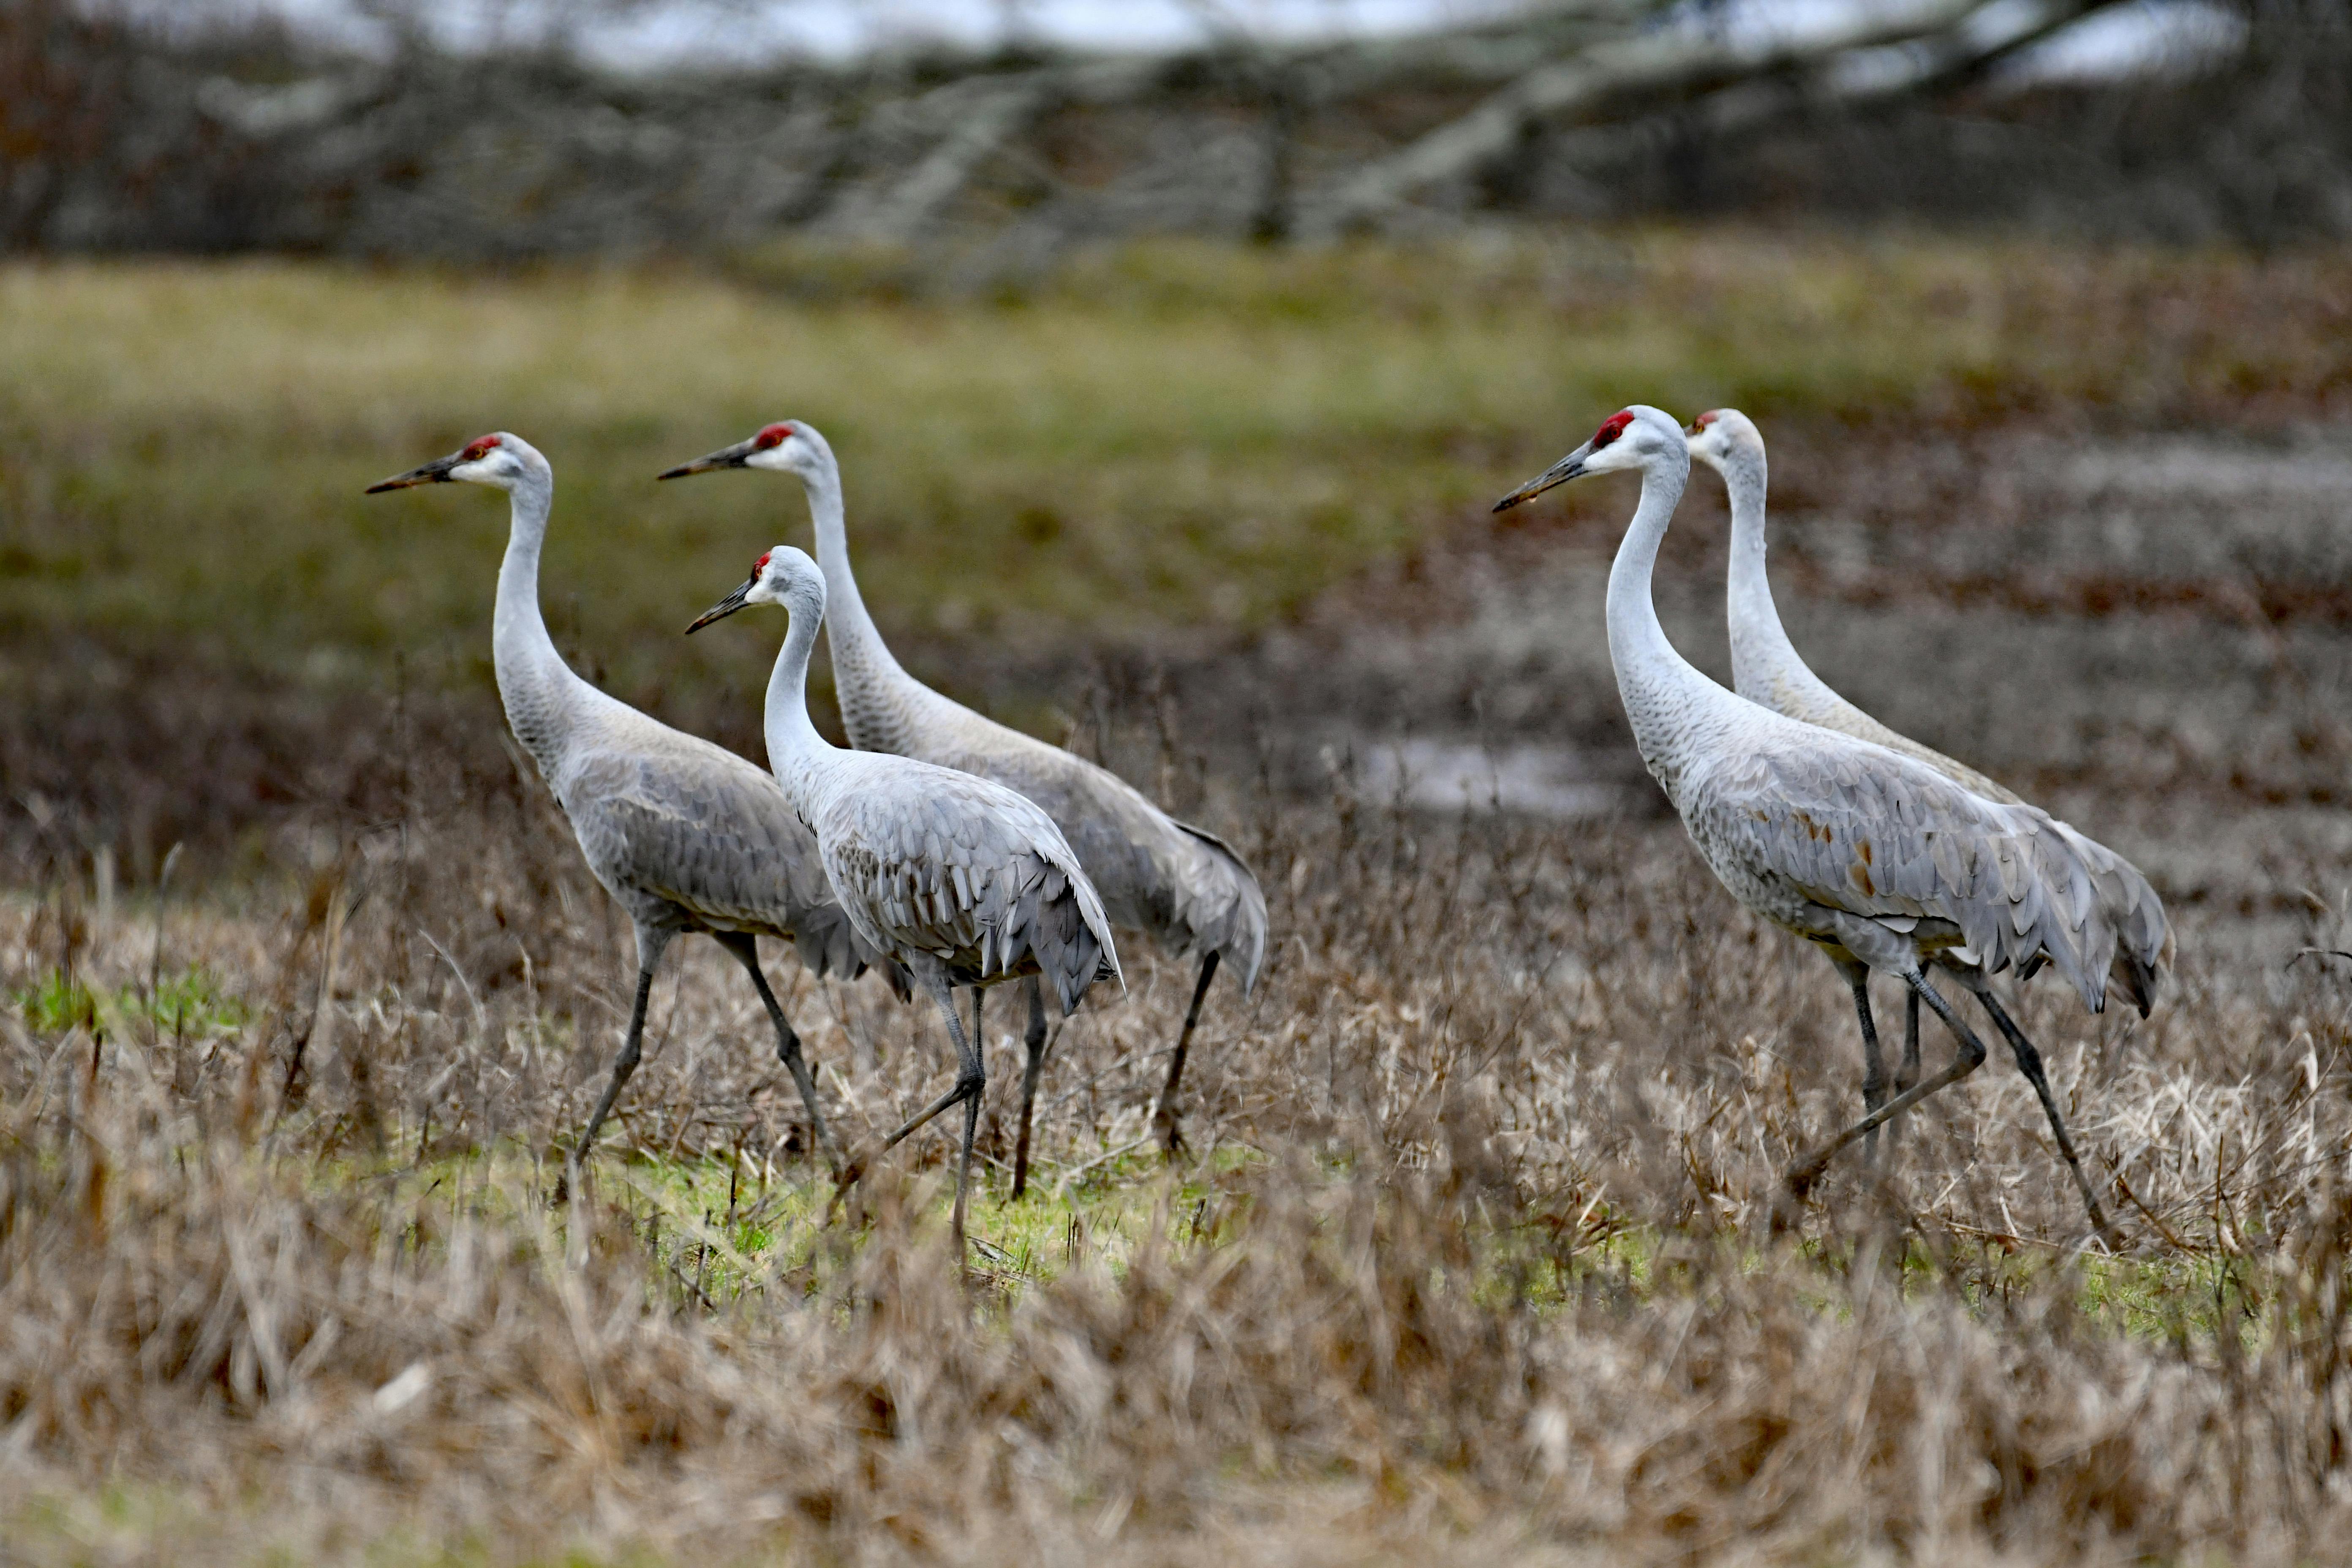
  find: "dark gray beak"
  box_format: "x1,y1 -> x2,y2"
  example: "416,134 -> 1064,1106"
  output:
1492,439 -> 1595,513
658,439 -> 758,481
685,577 -> 757,634
365,452 -> 464,493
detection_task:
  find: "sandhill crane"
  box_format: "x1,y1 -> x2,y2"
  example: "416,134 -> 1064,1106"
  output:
686,545 -> 1121,1252
367,433 -> 882,1186
1494,406 -> 2139,1243
1688,408 -> 2168,1182
659,421 -> 1265,1196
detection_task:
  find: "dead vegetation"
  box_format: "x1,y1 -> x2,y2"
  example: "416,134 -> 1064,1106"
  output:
10,625 -> 2352,1561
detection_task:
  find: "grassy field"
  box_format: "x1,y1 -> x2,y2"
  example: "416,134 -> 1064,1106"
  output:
8,232 -> 2352,1565
5,232 -> 2347,687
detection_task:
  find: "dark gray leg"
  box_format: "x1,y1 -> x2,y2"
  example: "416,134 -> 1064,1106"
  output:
1889,986 -> 1923,1160
580,966 -> 656,1152
1902,988 -> 1923,1095
1975,989 -> 2123,1247
1149,951 -> 1222,1156
712,931 -> 843,1180
570,927 -> 673,1190
1786,970 -> 1989,1200
882,977 -> 986,1255
1011,975 -> 1050,1200
1835,957 -> 1888,1166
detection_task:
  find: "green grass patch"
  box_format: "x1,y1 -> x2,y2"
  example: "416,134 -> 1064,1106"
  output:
613,1139 -> 1261,1304
375,1129 -> 2226,1340
5,234 -> 2342,722
11,965 -> 248,1038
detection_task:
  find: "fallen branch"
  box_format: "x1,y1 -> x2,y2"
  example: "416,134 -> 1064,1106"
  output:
1298,0 -> 2022,237
1529,0 -> 2117,199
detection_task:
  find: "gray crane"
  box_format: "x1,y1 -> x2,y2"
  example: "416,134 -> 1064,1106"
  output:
687,545 -> 1121,1252
367,433 -> 883,1186
659,421 -> 1265,1196
1495,407 -> 2144,1243
1686,408 -> 2169,1188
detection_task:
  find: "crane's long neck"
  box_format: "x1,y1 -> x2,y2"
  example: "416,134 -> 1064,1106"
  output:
762,599 -> 834,814
1719,446 -> 1807,702
490,471 -> 586,775
1606,454 -> 1738,803
798,462 -> 936,753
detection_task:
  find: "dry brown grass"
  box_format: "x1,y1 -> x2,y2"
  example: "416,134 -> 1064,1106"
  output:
9,703 -> 2352,1563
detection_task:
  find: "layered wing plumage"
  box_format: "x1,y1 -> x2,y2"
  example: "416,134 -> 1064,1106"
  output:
896,698 -> 1268,991
1739,643 -> 2171,1013
554,713 -> 876,978
1685,734 -> 2123,1010
809,751 -> 1122,1015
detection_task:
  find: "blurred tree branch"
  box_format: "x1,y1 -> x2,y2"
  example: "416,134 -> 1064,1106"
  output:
0,0 -> 2342,260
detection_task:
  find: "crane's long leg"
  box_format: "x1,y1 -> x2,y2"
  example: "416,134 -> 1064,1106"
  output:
884,987 -> 988,1213
712,931 -> 844,1181
876,976 -> 986,1255
578,967 -> 656,1152
955,987 -> 984,1253
1889,985 -> 1924,1162
1832,956 -> 1889,1167
1149,952 -> 1222,1156
1974,989 -> 2123,1248
569,926 -> 676,1190
1011,975 -> 1051,1201
1786,970 -> 1988,1200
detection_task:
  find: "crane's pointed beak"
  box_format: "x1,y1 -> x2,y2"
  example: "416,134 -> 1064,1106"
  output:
1491,440 -> 1594,513
685,577 -> 757,634
365,452 -> 465,494
658,439 -> 758,481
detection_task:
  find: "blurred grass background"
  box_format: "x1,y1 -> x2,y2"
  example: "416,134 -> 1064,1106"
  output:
8,231 -> 2346,724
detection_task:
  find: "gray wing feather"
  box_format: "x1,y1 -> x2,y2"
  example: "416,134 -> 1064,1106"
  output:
927,725 -> 1268,988
1690,739 -> 2120,1008
815,756 -> 1122,1014
1770,681 -> 2171,1010
558,732 -> 877,979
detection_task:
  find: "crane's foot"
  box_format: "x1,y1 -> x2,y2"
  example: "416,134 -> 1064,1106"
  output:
1769,1180 -> 1810,1238
553,1149 -> 591,1210
1771,1151 -> 1835,1238
1150,1099 -> 1188,1158
818,1145 -> 876,1229
2082,1199 -> 2129,1255
1783,1150 -> 1831,1203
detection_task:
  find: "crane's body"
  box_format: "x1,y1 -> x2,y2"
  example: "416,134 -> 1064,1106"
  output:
1689,409 -> 2167,1220
662,422 -> 1265,1192
1695,409 -> 2167,1007
367,433 -> 874,1181
689,545 -> 1120,1251
1495,407 -> 2143,1241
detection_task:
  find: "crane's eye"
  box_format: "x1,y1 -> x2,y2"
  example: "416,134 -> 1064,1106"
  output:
1590,411 -> 1636,449
754,423 -> 794,450
753,549 -> 773,577
461,435 -> 502,462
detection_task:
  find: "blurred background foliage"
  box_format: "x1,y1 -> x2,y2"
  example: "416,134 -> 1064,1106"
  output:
1,0 -> 2347,258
